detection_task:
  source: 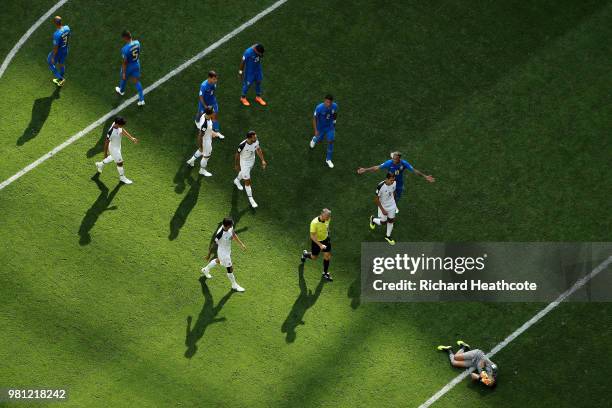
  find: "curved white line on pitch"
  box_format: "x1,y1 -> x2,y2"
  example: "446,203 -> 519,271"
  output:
0,0 -> 70,79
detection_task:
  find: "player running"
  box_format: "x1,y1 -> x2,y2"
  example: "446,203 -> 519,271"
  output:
370,173 -> 398,245
301,208 -> 334,282
233,131 -> 267,208
95,116 -> 139,184
201,218 -> 247,292
195,71 -> 224,138
310,95 -> 338,168
357,151 -> 435,211
437,340 -> 498,387
115,30 -> 145,106
186,106 -> 222,176
47,16 -> 71,87
239,43 -> 266,106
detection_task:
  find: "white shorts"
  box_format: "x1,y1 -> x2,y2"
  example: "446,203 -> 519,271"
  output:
377,206 -> 397,222
202,138 -> 212,157
217,248 -> 232,267
239,161 -> 254,180
109,145 -> 123,163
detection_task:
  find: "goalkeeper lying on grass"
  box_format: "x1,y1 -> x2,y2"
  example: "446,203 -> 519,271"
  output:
437,340 -> 498,387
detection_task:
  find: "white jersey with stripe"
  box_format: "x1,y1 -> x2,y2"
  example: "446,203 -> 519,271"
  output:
106,124 -> 123,149
376,180 -> 397,211
237,139 -> 259,165
215,226 -> 233,254
197,116 -> 214,142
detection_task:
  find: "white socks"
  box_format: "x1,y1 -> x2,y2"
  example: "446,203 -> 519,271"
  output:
117,166 -> 125,176
205,259 -> 217,271
200,157 -> 209,169
245,185 -> 253,197
227,272 -> 237,285
102,156 -> 113,165
386,222 -> 394,236
373,218 -> 382,226
193,150 -> 203,159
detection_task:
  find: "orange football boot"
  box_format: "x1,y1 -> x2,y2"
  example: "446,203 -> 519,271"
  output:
240,97 -> 251,106
254,96 -> 267,106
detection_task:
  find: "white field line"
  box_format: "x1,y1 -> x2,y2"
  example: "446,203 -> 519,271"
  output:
0,0 -> 288,191
0,0 -> 70,79
418,255 -> 612,408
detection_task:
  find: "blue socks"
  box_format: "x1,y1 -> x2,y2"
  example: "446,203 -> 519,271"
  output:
255,81 -> 262,95
241,80 -> 250,97
135,81 -> 144,101
326,142 -> 334,161
213,120 -> 220,132
47,53 -> 62,79
119,79 -> 126,92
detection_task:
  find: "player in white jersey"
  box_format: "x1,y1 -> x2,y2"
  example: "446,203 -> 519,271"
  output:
369,172 -> 397,245
233,130 -> 267,208
186,106 -> 222,176
201,218 -> 247,292
95,116 -> 139,184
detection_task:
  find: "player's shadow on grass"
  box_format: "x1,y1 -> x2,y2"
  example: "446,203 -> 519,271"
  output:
169,174 -> 202,240
173,145 -> 196,194
86,102 -> 120,158
17,87 -> 61,146
78,174 -> 122,245
281,264 -> 325,343
184,278 -> 233,358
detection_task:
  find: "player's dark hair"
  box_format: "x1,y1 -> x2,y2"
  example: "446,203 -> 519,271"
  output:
325,94 -> 334,101
386,172 -> 395,179
114,116 -> 126,126
208,70 -> 217,78
246,130 -> 257,139
122,30 -> 132,39
204,106 -> 214,115
222,218 -> 234,227
254,44 -> 265,54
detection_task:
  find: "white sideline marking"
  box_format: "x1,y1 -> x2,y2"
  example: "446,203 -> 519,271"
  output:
0,0 -> 288,191
418,255 -> 612,408
0,0 -> 70,79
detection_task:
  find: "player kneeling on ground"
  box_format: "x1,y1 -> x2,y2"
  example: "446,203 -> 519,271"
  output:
233,130 -> 267,208
370,172 -> 398,245
186,106 -> 222,176
437,340 -> 498,387
301,208 -> 333,282
201,218 -> 247,292
95,116 -> 139,184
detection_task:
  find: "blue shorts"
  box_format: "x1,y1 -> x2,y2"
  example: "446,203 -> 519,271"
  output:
122,63 -> 141,79
48,49 -> 68,65
198,100 -> 218,113
316,128 -> 335,142
244,70 -> 263,84
395,184 -> 404,200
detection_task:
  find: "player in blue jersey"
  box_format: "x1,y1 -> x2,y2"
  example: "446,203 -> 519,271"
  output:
357,151 -> 435,210
239,43 -> 266,106
309,95 -> 338,168
115,30 -> 145,106
47,16 -> 70,87
195,71 -> 224,138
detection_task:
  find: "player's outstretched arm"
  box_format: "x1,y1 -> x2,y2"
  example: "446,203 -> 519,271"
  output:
234,152 -> 241,171
121,59 -> 127,80
413,168 -> 435,182
357,165 -> 380,174
232,232 -> 246,250
312,116 -> 318,136
238,59 -> 245,78
122,128 -> 139,144
197,131 -> 204,150
256,147 -> 267,169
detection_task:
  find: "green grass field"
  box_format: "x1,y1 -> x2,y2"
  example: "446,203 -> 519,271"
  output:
1,0 -> 611,407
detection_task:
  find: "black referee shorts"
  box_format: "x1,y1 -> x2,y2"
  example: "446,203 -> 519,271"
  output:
311,238 -> 331,256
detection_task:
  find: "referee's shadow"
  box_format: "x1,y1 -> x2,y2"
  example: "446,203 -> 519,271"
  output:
281,264 -> 325,343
